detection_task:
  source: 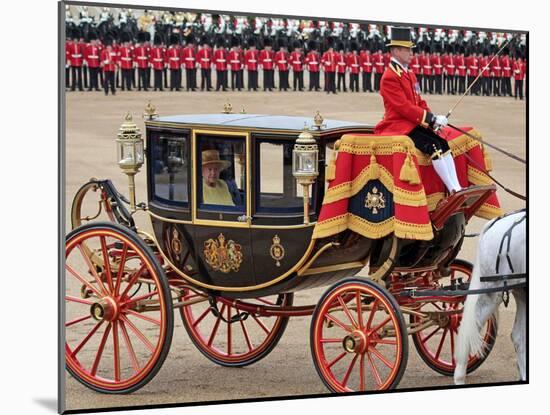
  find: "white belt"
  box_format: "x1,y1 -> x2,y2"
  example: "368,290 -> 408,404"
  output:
351,64 -> 359,67
434,64 -> 442,67
458,66 -> 466,68
264,59 -> 272,62
278,60 -> 287,63
72,54 -> 82,58
88,55 -> 98,58
201,58 -> 210,61
448,65 -> 455,67
248,59 -> 257,62
309,62 -> 319,65
185,58 -> 195,61
504,66 -> 511,70
292,61 -> 301,64
217,59 -> 226,62
137,56 -> 147,60
170,57 -> 180,61
121,57 -> 132,61
231,60 -> 240,63
153,58 -> 163,62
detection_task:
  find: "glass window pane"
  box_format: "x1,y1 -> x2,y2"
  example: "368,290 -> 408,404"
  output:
151,134 -> 188,205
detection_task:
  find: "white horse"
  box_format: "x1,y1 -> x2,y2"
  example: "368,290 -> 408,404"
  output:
454,209 -> 527,385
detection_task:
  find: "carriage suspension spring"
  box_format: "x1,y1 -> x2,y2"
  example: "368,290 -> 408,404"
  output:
208,297 -> 250,324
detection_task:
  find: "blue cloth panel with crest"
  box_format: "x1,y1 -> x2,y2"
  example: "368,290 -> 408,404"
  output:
348,180 -> 394,222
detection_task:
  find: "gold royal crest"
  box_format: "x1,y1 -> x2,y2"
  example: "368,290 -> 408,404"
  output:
365,186 -> 386,214
203,234 -> 243,273
270,235 -> 285,267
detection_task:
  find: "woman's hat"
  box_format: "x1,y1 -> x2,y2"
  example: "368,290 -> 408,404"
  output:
202,150 -> 231,170
386,26 -> 415,48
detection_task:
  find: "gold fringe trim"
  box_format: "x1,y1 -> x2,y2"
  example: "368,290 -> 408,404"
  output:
476,204 -> 504,219
399,144 -> 421,185
482,144 -> 493,171
427,192 -> 446,211
467,165 -> 493,185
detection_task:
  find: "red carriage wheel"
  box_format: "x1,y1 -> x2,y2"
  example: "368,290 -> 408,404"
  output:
65,222 -> 173,393
180,292 -> 293,367
311,278 -> 408,392
410,259 -> 498,376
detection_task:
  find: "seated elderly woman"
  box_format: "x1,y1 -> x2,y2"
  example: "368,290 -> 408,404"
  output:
201,149 -> 236,206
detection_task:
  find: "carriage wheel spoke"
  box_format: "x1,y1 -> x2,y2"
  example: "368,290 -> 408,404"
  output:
192,306 -> 211,328
239,318 -> 253,352
367,351 -> 383,387
120,320 -> 140,373
256,297 -> 276,306
374,338 -> 397,345
114,242 -> 129,296
207,304 -> 226,347
341,354 -> 358,388
112,321 -> 121,382
66,264 -> 103,298
324,313 -> 352,332
320,338 -> 343,343
100,236 -> 114,293
435,328 -> 448,360
66,295 -> 94,306
338,295 -> 358,328
70,320 -> 104,357
125,309 -> 161,326
77,242 -> 109,296
356,292 -> 364,329
227,305 -> 232,356
91,323 -> 112,376
123,290 -> 159,306
359,353 -> 366,391
369,316 -> 392,335
370,345 -> 395,369
120,315 -> 156,354
326,351 -> 347,369
120,264 -> 147,299
66,314 -> 92,327
251,313 -> 271,335
450,329 -> 456,365
421,326 -> 441,344
366,299 -> 379,330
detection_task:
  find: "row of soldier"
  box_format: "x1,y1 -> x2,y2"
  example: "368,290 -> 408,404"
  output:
65,30 -> 526,99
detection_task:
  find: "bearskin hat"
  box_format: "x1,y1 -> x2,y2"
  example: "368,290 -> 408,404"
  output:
200,36 -> 210,46
326,37 -> 335,49
71,28 -> 81,40
144,32 -> 151,42
350,41 -> 358,52
121,31 -> 132,43
308,40 -> 317,51
216,36 -> 225,48
154,33 -> 163,46
88,29 -> 98,41
337,41 -> 345,52
170,33 -> 180,46
104,36 -> 113,46
293,40 -> 301,50
264,37 -> 273,47
231,36 -> 240,47
137,31 -> 147,43
277,38 -> 287,50
186,34 -> 195,45
424,45 -> 431,54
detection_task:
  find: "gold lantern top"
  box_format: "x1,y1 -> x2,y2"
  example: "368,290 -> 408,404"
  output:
116,112 -> 144,174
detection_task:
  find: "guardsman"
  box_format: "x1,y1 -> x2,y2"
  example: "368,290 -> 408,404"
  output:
373,47 -> 385,92
359,45 -> 373,92
513,53 -> 525,100
118,32 -> 134,91
321,38 -> 337,94
290,41 -> 305,91
84,30 -> 102,91
421,46 -> 433,94
65,30 -> 71,89
197,36 -> 213,91
431,45 -> 443,94
275,39 -> 290,91
182,34 -> 198,91
244,39 -> 259,91
228,37 -> 244,91
67,29 -> 84,91
100,36 -> 117,95
443,45 -> 456,94
456,46 -> 467,94
479,49 -> 491,96
490,52 -> 502,96
134,32 -> 150,91
214,36 -> 228,91
347,42 -> 360,92
375,26 -> 462,194
410,51 -> 421,91
501,49 -> 513,97
150,33 -> 166,91
336,42 -> 348,92
144,32 -> 153,89
166,34 -> 182,91
259,38 -> 275,91
466,50 -> 479,95
305,40 -> 321,91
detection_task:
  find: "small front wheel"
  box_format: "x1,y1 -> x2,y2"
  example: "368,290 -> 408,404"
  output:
311,278 -> 408,392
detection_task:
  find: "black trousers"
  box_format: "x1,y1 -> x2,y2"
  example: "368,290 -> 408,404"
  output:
514,79 -> 524,99
493,78 -> 501,96
138,68 -> 148,90
409,126 -> 450,158
121,68 -> 133,91
201,68 -> 212,90
247,70 -> 258,90
374,73 -> 382,91
88,67 -> 100,90
326,71 -> 336,93
186,68 -> 196,90
163,68 -> 168,88
417,74 -> 423,92
422,74 -> 432,93
83,66 -> 88,89
263,69 -> 274,90
154,69 -> 164,90
70,66 -> 83,91
445,74 -> 455,94
170,69 -> 181,91
216,70 -> 228,90
434,74 -> 442,94
66,66 -> 70,88
502,77 -> 512,96
337,72 -> 347,91
293,71 -> 304,91
146,68 -> 151,88
279,71 -> 289,90
238,70 -> 244,89
230,70 -> 242,90
103,71 -> 115,95
309,71 -> 320,91
350,73 -> 359,92
457,75 -> 466,94
362,72 -> 372,92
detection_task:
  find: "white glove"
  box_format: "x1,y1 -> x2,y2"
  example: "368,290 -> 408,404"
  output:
434,114 -> 448,129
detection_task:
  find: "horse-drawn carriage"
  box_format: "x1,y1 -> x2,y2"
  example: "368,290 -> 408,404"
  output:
65,103 -> 504,394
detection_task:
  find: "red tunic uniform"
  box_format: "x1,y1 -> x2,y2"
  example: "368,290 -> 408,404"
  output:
467,56 -> 479,77
67,41 -> 84,67
259,49 -> 275,70
305,51 -> 320,72
165,46 -> 181,70
480,56 -> 490,76
383,52 -> 391,70
213,48 -> 228,71
359,51 -> 373,73
85,44 -> 102,68
100,48 -> 117,72
133,45 -> 149,69
410,55 -> 421,75
290,51 -> 304,72
149,46 -> 166,70
513,60 -> 525,80
501,56 -> 512,78
335,52 -> 347,74
181,46 -> 197,69
275,51 -> 290,71
321,50 -> 337,72
244,49 -> 259,70
373,52 -> 385,74
421,54 -> 432,76
456,55 -> 467,77
118,46 -> 134,70
374,61 -> 433,136
228,49 -> 243,71
443,54 -> 455,76
197,47 -> 213,69
347,53 -> 360,74
491,56 -> 502,78
431,54 -> 443,75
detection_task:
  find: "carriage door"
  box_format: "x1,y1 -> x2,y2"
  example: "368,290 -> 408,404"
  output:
192,130 -> 255,288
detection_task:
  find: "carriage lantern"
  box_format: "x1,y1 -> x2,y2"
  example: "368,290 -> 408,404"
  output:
116,112 -> 144,212
292,127 -> 319,224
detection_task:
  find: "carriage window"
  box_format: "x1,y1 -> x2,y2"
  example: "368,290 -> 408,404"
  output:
197,135 -> 246,211
151,133 -> 188,205
257,140 -> 313,213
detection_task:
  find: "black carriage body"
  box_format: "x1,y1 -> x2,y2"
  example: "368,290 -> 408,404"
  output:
143,113 -> 465,298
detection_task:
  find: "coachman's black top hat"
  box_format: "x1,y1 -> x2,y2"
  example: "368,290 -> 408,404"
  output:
387,26 -> 415,48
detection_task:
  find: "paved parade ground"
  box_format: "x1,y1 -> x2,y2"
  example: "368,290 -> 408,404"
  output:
63,88 -> 526,411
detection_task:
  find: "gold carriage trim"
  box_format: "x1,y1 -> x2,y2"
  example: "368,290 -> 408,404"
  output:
312,212 -> 434,241
323,163 -> 428,207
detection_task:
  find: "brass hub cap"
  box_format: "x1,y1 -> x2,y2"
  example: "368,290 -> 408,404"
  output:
90,297 -> 119,322
343,330 -> 368,354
